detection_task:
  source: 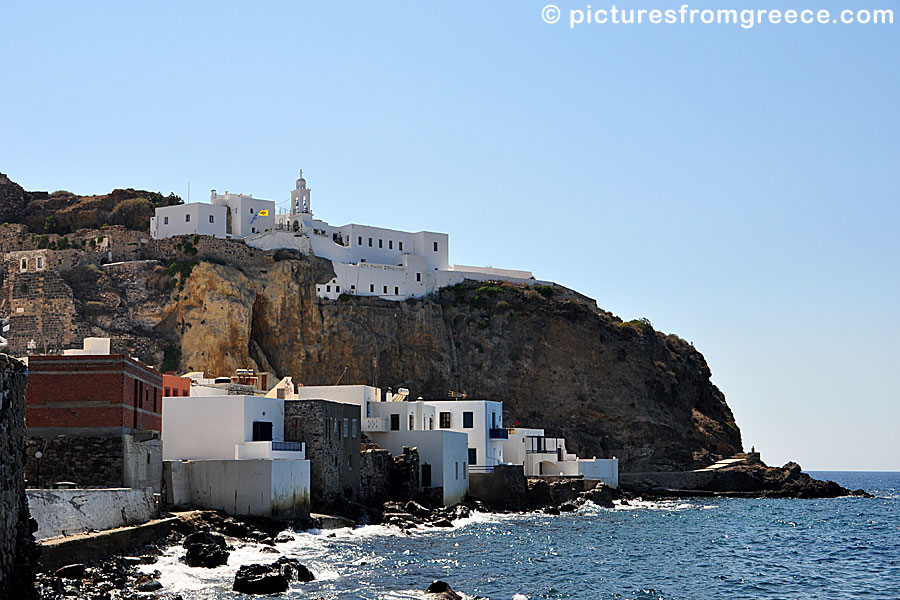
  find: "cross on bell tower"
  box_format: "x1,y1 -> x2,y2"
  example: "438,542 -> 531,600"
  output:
291,170 -> 311,215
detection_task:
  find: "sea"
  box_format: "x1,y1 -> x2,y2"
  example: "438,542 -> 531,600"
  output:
141,471 -> 900,600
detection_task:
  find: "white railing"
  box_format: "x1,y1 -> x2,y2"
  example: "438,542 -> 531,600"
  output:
363,417 -> 389,432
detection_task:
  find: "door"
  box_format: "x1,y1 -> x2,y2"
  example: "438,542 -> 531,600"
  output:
421,463 -> 432,487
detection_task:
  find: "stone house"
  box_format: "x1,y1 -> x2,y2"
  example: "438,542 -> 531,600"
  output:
283,398 -> 361,510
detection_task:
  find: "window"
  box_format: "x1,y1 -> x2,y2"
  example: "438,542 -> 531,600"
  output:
422,463 -> 432,487
463,411 -> 474,428
468,448 -> 477,466
399,241 -> 403,251
252,421 -> 273,442
324,417 -> 330,441
455,462 -> 459,480
383,285 -> 388,294
439,412 -> 451,428
326,285 -> 331,292
416,272 -> 421,282
390,414 -> 400,431
351,419 -> 358,438
209,215 -> 215,223
388,240 -> 393,249
358,236 -> 362,245
433,241 -> 438,251
409,414 -> 415,430
250,208 -> 254,214
343,418 -> 349,438
336,285 -> 340,292
378,239 -> 383,248
36,257 -> 43,270
165,387 -> 171,397
20,259 -> 26,271
394,286 -> 399,295
370,284 -> 375,293
251,227 -> 256,233
463,461 -> 468,478
164,216 -> 169,225
185,213 -> 191,222
368,237 -> 372,247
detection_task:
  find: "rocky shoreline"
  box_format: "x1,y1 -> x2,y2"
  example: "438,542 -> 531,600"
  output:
33,469 -> 869,599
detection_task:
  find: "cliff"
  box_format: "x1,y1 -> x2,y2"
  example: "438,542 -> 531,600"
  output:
0,173 -> 742,472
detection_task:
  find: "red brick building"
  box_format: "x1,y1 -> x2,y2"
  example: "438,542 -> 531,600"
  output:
24,353 -> 164,490
163,373 -> 192,399
26,354 -> 163,433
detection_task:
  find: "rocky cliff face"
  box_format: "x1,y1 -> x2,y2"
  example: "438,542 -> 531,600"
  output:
159,258 -> 741,471
0,173 -> 742,472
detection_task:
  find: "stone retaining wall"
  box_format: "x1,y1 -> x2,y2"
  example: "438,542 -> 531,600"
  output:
27,488 -> 157,541
0,353 -> 37,598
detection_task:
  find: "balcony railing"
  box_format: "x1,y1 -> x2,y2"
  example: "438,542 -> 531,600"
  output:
362,417 -> 389,433
488,428 -> 509,440
271,441 -> 304,452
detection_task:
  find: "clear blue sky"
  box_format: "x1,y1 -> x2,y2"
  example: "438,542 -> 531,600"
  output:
1,1 -> 897,470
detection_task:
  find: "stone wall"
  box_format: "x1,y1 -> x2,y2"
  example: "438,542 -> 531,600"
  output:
283,399 -> 361,510
389,447 -> 419,502
0,354 -> 38,599
469,464 -> 528,510
25,435 -> 126,489
359,448 -> 391,506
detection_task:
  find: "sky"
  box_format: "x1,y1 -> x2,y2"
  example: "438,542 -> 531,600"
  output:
1,1 -> 897,470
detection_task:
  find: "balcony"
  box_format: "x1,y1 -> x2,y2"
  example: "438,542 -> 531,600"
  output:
271,441 -> 304,452
488,428 -> 509,440
363,417 -> 389,433
235,441 -> 306,459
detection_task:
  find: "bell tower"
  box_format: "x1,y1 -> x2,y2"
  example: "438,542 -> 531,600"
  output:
291,170 -> 311,215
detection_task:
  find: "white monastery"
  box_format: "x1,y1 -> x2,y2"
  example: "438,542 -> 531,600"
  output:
150,171 -> 544,301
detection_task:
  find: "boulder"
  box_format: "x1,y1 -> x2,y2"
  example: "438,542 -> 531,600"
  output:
583,483 -> 615,508
431,518 -> 454,528
425,580 -> 463,600
136,580 -> 164,592
53,564 -> 86,580
183,531 -> 226,549
405,500 -> 432,519
558,502 -> 578,512
183,532 -> 229,568
232,557 -> 314,595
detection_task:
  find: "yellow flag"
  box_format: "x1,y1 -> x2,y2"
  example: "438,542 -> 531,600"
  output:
258,209 -> 269,216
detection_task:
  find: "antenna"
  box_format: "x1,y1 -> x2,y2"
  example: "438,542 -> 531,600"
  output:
187,181 -> 190,204
334,365 -> 348,386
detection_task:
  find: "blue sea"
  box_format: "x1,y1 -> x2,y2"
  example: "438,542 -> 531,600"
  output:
145,471 -> 900,599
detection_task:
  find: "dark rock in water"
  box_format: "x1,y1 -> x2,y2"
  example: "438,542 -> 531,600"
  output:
431,518 -> 454,528
233,557 -> 314,595
221,520 -> 251,539
274,533 -> 295,544
137,580 -> 164,592
183,531 -> 227,549
183,530 -> 229,567
183,543 -> 229,568
260,546 -> 280,554
405,500 -> 432,519
558,502 -> 578,512
451,504 -> 471,520
582,483 -> 615,508
53,564 -> 86,579
425,580 -> 463,599
544,506 -> 561,515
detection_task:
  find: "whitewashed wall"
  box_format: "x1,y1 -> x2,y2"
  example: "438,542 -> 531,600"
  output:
27,488 -> 157,540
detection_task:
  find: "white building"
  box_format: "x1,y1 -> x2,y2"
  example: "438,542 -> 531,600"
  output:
503,427 -> 618,487
150,191 -> 275,240
162,394 -> 310,517
260,171 -> 545,301
421,400 -> 506,472
293,384 -> 471,505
